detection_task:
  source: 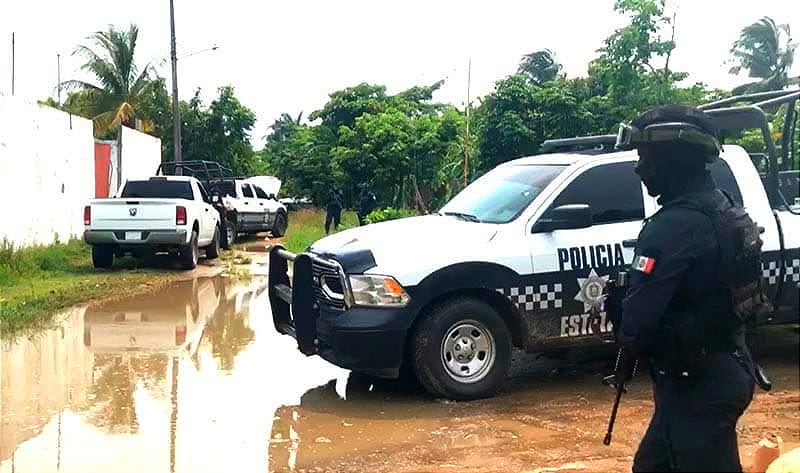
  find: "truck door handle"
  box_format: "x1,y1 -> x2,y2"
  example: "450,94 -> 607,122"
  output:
205,208 -> 209,212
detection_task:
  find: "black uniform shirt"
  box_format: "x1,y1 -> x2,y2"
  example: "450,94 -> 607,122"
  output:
619,173 -> 723,357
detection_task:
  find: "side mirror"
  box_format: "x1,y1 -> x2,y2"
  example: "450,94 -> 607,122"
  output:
532,204 -> 593,233
268,193 -> 276,200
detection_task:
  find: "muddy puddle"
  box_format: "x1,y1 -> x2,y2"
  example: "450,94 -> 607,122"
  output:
2,276 -> 798,473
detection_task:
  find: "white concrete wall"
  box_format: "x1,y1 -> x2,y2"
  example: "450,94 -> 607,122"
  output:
0,96 -> 95,248
0,99 -> 162,248
108,126 -> 162,197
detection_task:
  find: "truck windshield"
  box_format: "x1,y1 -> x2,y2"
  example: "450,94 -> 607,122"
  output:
440,164 -> 567,223
121,180 -> 194,200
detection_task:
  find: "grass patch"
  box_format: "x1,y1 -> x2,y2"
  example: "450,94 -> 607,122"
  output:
1,239 -> 177,338
282,209 -> 359,254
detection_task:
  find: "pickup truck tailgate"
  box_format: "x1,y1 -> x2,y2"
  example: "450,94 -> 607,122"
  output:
89,199 -> 185,231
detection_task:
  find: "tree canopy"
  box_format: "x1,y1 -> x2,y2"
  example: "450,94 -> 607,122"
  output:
47,7 -> 798,209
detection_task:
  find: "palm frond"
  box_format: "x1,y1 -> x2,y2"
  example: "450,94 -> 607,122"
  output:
74,45 -> 125,93
67,23 -> 157,137
59,79 -> 105,93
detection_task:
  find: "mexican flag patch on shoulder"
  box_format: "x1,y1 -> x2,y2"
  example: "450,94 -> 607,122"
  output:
634,255 -> 656,274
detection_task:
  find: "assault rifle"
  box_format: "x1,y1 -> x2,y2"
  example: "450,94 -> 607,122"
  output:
594,270 -> 637,446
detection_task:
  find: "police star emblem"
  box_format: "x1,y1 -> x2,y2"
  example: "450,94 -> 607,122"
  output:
574,269 -> 610,312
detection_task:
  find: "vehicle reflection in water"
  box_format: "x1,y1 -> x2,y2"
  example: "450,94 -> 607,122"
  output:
0,277 -> 266,473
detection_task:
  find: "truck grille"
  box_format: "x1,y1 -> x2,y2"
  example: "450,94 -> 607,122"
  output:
311,257 -> 346,311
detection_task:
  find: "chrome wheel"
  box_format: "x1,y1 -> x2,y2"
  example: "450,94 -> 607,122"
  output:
440,319 -> 496,383
226,223 -> 236,245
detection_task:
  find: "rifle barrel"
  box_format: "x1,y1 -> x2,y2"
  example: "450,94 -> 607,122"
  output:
604,380 -> 625,446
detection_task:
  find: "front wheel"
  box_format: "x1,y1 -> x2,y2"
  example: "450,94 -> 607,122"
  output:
225,221 -> 237,246
271,212 -> 287,237
206,226 -> 220,260
411,297 -> 512,400
178,230 -> 199,270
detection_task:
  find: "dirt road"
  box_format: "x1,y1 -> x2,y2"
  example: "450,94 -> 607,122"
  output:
1,275 -> 797,473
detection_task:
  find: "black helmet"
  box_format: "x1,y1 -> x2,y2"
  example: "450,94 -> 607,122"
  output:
615,105 -> 721,161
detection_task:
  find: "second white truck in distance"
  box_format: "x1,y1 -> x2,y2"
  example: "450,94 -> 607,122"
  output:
84,176 -> 221,270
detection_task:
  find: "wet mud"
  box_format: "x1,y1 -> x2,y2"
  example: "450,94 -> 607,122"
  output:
1,275 -> 797,473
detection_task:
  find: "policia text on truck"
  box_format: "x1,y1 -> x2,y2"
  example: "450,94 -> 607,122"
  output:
269,90 -> 800,401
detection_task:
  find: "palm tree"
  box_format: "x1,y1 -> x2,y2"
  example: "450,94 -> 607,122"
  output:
62,24 -> 157,189
268,112 -> 303,142
729,17 -> 799,94
518,49 -> 563,85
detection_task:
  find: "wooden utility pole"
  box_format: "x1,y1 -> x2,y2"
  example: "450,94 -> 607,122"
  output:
463,60 -> 471,187
11,33 -> 15,96
170,0 -> 182,164
57,53 -> 61,105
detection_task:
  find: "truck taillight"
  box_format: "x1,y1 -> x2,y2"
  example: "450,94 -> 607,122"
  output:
84,206 -> 91,225
175,325 -> 187,345
176,206 -> 187,225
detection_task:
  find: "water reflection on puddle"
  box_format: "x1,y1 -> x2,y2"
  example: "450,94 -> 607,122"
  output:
1,276 -> 348,473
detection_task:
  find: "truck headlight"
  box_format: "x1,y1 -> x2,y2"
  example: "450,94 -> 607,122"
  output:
348,275 -> 410,307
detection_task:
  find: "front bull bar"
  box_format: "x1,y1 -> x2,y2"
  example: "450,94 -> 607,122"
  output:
269,246 -> 319,355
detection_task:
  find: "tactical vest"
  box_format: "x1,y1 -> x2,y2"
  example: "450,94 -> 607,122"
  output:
669,190 -> 768,322
651,189 -> 769,372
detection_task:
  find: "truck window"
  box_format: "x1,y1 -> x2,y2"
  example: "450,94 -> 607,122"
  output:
197,183 -> 211,203
550,161 -> 644,224
253,186 -> 268,199
708,159 -> 744,206
441,164 -> 567,224
121,180 -> 194,200
242,184 -> 254,198
220,180 -> 237,197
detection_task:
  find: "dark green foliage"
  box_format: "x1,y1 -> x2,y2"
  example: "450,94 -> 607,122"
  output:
264,81 -> 468,210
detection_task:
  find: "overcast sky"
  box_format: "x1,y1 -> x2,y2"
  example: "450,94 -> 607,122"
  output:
1,0 -> 798,145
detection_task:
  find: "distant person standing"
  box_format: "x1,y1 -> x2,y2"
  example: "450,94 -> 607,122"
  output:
357,184 -> 377,226
324,188 -> 343,234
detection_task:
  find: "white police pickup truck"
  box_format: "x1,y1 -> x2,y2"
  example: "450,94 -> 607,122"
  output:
84,176 -> 221,270
269,91 -> 800,399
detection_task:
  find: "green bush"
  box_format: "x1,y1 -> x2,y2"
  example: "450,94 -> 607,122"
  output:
364,207 -> 418,224
0,238 -> 91,286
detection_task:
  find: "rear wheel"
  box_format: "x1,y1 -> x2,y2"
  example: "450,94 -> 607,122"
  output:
206,226 -> 221,259
178,230 -> 199,270
271,212 -> 288,237
91,245 -> 114,269
412,297 -> 512,400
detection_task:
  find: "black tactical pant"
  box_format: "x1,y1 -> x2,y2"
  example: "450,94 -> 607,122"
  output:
325,209 -> 341,234
633,352 -> 755,472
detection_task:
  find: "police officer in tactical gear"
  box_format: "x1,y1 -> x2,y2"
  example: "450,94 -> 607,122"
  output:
615,105 -> 767,472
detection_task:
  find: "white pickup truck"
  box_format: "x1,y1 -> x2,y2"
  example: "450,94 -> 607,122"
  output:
269,90 -> 800,400
214,176 -> 288,242
84,176 -> 221,270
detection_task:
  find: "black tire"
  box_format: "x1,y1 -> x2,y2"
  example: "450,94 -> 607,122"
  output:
271,212 -> 288,237
225,221 -> 237,246
411,297 -> 512,400
179,230 -> 199,270
91,245 -> 114,269
206,226 -> 221,260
